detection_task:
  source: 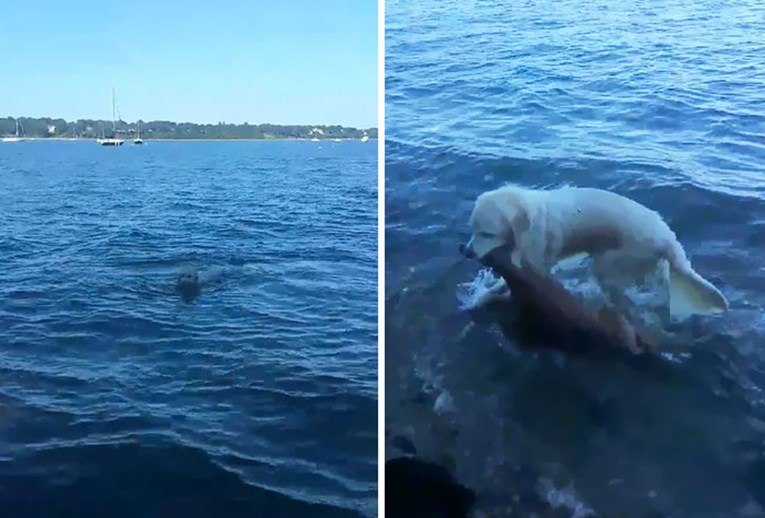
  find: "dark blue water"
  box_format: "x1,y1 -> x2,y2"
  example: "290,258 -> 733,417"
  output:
386,1 -> 765,516
0,140 -> 377,517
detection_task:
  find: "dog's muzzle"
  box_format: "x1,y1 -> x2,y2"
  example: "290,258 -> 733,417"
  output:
458,242 -> 476,259
460,231 -> 516,264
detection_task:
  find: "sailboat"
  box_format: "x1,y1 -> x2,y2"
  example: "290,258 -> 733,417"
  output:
360,131 -> 369,143
97,88 -> 125,146
2,118 -> 26,142
133,120 -> 144,145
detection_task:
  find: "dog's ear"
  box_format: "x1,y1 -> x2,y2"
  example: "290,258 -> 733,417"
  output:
512,205 -> 531,234
497,200 -> 530,239
497,203 -> 530,267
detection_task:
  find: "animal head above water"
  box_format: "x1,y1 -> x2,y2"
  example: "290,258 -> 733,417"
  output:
465,186 -> 532,260
175,268 -> 201,301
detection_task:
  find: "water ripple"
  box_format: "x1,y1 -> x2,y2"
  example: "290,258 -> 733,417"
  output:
0,140 -> 376,517
387,0 -> 765,516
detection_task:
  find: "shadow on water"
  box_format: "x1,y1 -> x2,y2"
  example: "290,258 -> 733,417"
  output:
0,439 -> 359,518
493,295 -> 764,507
386,252 -> 765,517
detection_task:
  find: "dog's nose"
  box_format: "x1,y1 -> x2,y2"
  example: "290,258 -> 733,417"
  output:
459,243 -> 476,258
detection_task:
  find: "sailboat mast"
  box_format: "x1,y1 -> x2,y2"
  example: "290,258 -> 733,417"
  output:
112,87 -> 117,133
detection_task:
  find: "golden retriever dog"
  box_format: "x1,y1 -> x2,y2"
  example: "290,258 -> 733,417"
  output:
461,184 -> 728,318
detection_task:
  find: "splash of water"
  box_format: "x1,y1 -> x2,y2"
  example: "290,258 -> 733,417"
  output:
455,268 -> 504,311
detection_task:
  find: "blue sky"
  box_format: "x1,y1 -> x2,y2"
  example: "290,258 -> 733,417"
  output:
0,1 -> 378,128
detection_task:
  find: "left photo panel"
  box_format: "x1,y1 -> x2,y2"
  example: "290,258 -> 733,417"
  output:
0,1 -> 379,517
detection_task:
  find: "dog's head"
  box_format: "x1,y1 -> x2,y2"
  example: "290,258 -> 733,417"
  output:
177,270 -> 199,286
460,187 -> 531,261
175,268 -> 201,301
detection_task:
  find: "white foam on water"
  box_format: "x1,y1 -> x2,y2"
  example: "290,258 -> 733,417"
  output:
538,478 -> 596,518
433,390 -> 455,415
551,252 -> 589,273
455,268 -> 504,311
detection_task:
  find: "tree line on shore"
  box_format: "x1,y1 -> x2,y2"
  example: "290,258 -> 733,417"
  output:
0,116 -> 377,140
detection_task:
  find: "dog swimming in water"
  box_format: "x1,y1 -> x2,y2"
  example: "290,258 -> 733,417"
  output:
462,184 -> 728,318
175,267 -> 201,302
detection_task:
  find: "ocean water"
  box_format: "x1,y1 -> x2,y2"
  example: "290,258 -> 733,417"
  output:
0,140 -> 377,517
386,0 -> 765,516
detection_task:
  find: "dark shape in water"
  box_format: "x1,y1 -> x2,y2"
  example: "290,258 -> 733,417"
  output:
175,268 -> 201,302
0,440 -> 358,517
390,435 -> 418,456
477,242 -> 656,360
385,457 -> 476,518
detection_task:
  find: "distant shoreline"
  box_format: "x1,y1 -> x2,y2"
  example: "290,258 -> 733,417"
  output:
8,137 -> 378,143
1,117 -> 378,141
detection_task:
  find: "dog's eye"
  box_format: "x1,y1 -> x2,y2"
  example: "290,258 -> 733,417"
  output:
478,232 -> 495,238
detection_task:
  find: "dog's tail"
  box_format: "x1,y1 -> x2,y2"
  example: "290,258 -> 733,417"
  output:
665,242 -> 728,317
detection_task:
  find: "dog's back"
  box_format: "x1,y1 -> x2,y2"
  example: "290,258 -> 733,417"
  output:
547,187 -> 675,253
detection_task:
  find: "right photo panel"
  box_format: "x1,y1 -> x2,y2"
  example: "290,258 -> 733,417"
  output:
384,0 -> 765,516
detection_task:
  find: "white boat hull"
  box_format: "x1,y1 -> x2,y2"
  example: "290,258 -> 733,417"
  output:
97,138 -> 125,146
